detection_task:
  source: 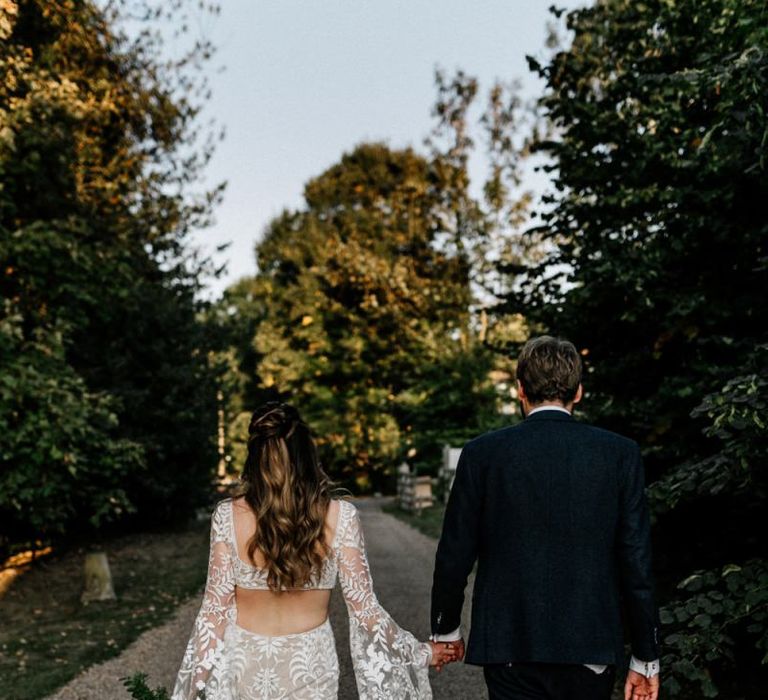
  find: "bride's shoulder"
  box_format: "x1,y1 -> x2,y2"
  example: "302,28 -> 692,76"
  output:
229,495 -> 245,509
214,495 -> 235,511
211,496 -> 239,525
208,498 -> 234,542
328,497 -> 348,524
328,498 -> 360,543
330,497 -> 357,516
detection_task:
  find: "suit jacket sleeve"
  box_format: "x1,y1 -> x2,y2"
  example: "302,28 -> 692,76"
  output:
617,441 -> 661,661
431,442 -> 482,635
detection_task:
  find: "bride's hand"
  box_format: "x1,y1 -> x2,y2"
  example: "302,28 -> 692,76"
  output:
429,641 -> 460,671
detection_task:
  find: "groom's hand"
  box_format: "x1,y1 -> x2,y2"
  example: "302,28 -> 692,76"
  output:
429,641 -> 461,671
624,670 -> 659,700
453,638 -> 465,662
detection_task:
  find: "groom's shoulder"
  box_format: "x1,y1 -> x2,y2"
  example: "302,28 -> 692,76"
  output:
461,421 -> 639,453
579,420 -> 640,452
461,424 -> 522,454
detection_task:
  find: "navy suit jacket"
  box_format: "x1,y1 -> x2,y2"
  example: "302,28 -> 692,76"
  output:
430,409 -> 660,666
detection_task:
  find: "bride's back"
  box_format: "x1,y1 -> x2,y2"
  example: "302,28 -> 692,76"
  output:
173,401 -> 435,700
231,496 -> 341,636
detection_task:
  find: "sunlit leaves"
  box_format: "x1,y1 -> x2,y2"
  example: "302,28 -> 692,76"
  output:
222,143 -> 498,488
0,0 -> 223,549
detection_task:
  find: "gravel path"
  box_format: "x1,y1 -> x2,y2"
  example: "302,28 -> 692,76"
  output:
47,498 -> 486,700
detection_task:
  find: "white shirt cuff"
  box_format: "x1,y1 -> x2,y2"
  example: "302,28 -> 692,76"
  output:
583,664 -> 608,674
630,656 -> 660,677
430,626 -> 462,642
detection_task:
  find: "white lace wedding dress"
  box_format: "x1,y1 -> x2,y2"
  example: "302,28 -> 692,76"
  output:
171,498 -> 432,699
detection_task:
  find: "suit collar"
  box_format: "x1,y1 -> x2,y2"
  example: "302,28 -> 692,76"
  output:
524,408 -> 575,422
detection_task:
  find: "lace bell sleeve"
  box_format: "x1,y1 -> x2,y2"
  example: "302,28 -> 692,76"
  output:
335,502 -> 433,699
171,500 -> 236,700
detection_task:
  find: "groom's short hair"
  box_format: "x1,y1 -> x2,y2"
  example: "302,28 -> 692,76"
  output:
516,336 -> 582,405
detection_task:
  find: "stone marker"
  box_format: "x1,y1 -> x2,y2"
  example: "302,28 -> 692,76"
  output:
81,551 -> 116,603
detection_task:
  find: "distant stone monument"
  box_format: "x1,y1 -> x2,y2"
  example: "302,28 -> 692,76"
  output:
396,462 -> 433,513
81,551 -> 116,603
440,445 -> 463,502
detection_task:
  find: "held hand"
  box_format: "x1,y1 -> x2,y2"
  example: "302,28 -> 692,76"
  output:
428,641 -> 460,672
624,670 -> 660,700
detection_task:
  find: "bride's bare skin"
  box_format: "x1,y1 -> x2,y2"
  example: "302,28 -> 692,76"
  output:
230,496 -> 458,667
231,496 -> 338,636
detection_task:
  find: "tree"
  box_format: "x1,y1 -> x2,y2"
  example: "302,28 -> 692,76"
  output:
508,1 -> 768,695
651,344 -> 768,696
205,275 -> 271,477
514,0 -> 767,466
0,309 -> 144,552
247,143 -> 498,489
0,0 -> 223,550
213,68 -> 535,489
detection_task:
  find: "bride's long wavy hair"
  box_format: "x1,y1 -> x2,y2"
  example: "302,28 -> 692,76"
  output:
237,402 -> 332,591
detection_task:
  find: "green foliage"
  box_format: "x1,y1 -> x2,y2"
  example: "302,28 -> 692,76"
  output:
647,344 -> 768,696
215,71 -> 532,489
243,143 -> 499,488
0,307 -> 144,545
650,345 -> 768,516
121,674 -> 170,700
512,0 -> 768,464
659,561 -> 768,697
505,0 -> 768,695
0,0 -> 223,550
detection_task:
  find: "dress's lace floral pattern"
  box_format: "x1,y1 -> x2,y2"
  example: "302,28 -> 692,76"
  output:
172,500 -> 236,699
225,619 -> 339,699
335,503 -> 432,699
171,499 -> 432,700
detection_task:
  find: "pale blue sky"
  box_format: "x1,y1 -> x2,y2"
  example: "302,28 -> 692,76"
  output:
190,1 -> 585,298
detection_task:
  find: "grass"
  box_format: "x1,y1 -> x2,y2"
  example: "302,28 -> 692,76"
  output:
0,517 -> 210,700
382,500 -> 446,540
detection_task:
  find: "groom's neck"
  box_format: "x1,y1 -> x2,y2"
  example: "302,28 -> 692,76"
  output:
523,400 -> 573,416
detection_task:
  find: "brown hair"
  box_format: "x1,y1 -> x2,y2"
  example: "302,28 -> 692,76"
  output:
238,402 -> 332,591
516,335 -> 582,405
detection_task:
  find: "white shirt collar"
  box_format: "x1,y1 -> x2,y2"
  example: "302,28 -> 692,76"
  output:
527,404 -> 572,416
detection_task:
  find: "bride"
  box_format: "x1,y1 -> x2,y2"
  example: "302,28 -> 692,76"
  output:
171,402 -> 455,699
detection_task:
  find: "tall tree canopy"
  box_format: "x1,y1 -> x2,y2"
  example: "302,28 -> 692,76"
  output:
0,0 -> 223,552
507,1 -> 767,695
247,143 -> 499,489
213,70 -> 532,491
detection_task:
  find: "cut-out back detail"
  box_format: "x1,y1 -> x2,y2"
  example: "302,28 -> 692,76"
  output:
171,498 -> 432,699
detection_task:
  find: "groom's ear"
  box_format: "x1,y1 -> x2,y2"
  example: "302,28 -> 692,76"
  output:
573,383 -> 583,404
516,380 -> 526,401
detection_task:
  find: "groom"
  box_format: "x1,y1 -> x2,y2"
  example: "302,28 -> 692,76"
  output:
430,336 -> 661,699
